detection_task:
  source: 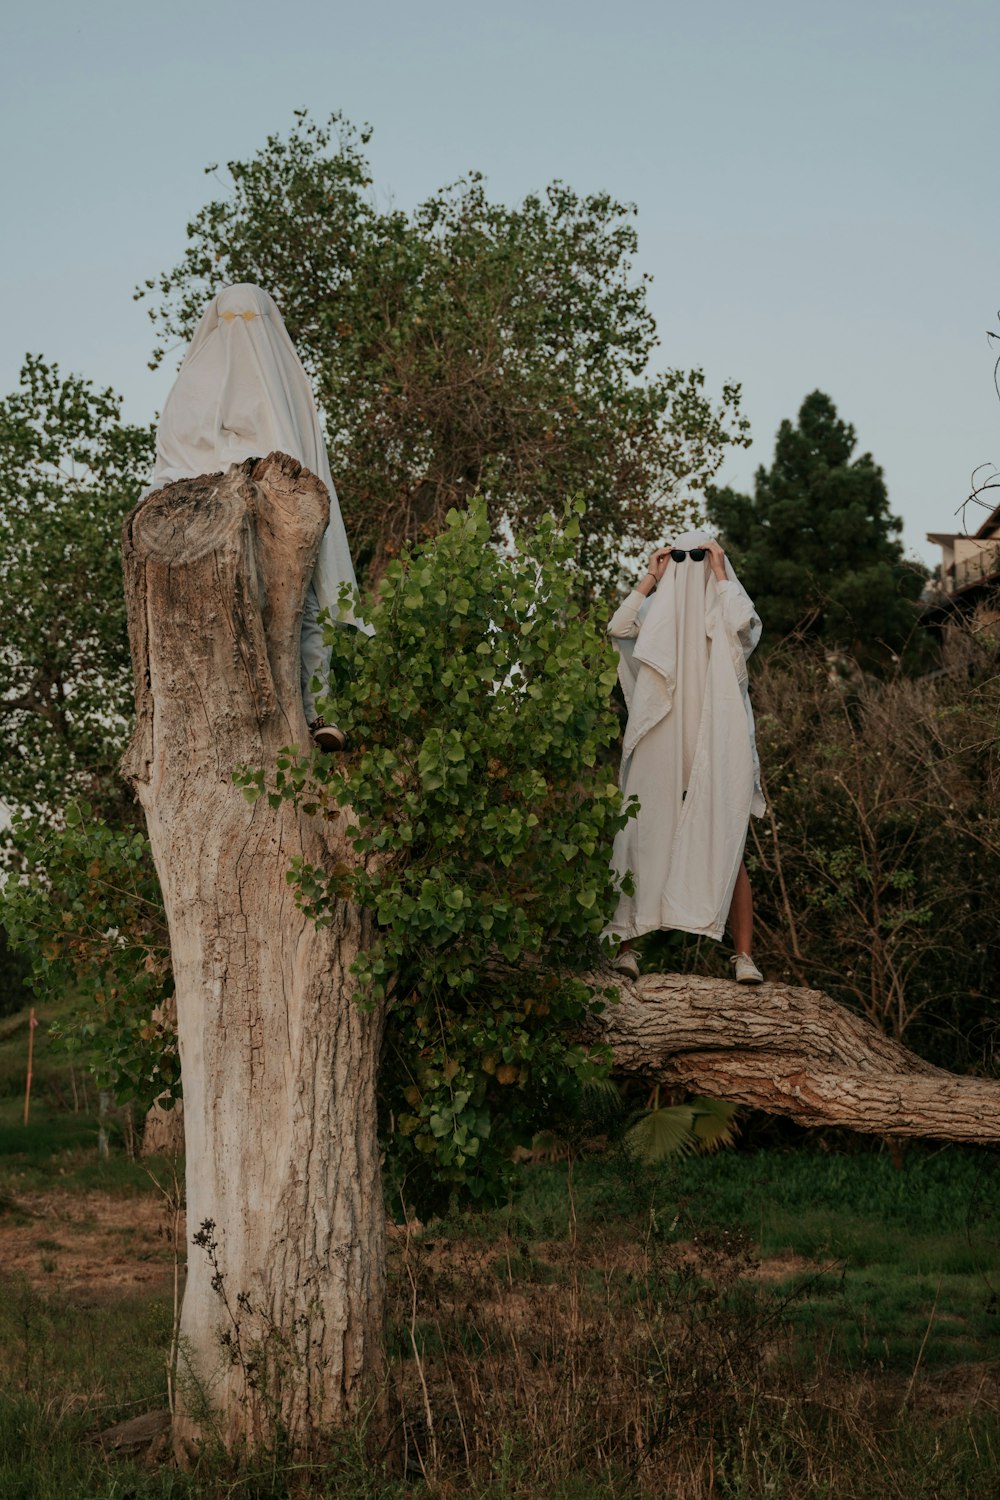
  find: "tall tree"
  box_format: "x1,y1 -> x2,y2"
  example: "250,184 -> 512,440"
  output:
0,356 -> 153,827
0,361 -> 168,1085
708,391 -> 925,665
138,112 -> 750,596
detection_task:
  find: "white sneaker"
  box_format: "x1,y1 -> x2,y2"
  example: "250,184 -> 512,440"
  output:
730,953 -> 763,985
611,949 -> 640,979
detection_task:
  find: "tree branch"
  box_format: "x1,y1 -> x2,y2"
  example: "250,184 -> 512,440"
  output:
598,972 -> 1000,1144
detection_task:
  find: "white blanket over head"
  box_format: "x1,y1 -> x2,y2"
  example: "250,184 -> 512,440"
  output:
150,282 -> 363,630
606,532 -> 764,942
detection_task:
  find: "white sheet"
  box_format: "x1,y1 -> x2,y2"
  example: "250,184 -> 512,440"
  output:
149,283 -> 365,630
606,531 -> 764,942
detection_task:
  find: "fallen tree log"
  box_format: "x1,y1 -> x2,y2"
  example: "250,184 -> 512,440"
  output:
599,972 -> 1000,1143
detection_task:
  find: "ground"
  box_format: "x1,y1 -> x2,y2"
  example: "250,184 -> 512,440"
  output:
1,1002 -> 998,1498
0,1187 -> 175,1293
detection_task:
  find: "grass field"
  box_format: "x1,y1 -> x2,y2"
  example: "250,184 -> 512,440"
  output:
0,1003 -> 998,1498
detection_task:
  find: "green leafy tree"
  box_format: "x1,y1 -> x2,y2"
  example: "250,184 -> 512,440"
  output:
708,391 -> 925,666
0,356 -> 153,826
139,111 -> 750,595
2,801 -> 176,1105
0,920 -> 31,1018
239,499 -> 628,1210
0,360 -> 166,1093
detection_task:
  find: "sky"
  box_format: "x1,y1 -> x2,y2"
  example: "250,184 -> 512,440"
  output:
2,0 -> 998,567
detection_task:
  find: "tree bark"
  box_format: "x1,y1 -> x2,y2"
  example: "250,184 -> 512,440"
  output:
600,972 -> 1000,1143
141,1095 -> 184,1158
122,455 -> 384,1461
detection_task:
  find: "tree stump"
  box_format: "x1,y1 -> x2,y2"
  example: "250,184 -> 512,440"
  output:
122,455 -> 384,1459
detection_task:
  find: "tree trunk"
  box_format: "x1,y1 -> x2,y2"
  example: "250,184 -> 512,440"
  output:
600,972 -> 1000,1143
122,455 -> 384,1461
141,1095 -> 185,1158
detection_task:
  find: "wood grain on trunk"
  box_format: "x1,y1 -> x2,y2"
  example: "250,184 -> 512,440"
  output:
122,455 -> 384,1459
599,972 -> 1000,1143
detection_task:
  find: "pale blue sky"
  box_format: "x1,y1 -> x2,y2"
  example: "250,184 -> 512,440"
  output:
3,0 -> 998,564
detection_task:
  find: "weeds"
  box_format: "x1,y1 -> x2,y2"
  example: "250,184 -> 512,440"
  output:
0,1147 -> 997,1497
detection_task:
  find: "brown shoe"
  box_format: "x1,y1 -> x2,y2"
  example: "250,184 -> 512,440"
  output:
309,717 -> 347,753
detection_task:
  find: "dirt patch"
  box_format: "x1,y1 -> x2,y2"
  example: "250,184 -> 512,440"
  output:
914,1359 -> 1000,1417
750,1251 -> 831,1284
0,1189 -> 182,1295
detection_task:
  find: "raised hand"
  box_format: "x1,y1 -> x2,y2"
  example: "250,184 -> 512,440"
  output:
702,538 -> 728,582
637,546 -> 672,595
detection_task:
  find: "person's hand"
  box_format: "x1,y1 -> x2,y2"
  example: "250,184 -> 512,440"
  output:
703,538 -> 728,582
644,546 -> 668,579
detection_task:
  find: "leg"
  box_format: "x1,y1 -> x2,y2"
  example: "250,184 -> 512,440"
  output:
610,938 -> 639,978
300,583 -> 346,750
728,862 -> 753,955
299,581 -> 329,725
727,862 -> 762,983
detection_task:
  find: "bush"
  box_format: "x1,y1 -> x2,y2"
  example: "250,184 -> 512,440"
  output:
241,499 -> 630,1211
744,633 -> 999,1069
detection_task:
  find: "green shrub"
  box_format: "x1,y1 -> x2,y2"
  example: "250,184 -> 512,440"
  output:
240,499 -> 629,1210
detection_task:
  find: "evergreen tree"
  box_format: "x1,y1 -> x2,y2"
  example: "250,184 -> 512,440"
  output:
708,391 -> 925,666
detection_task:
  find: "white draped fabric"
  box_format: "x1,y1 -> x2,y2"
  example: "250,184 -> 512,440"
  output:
606,532 -> 764,943
149,283 -> 364,631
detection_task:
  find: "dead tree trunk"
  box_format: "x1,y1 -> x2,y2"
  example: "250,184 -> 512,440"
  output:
122,455 -> 384,1460
600,973 -> 1000,1143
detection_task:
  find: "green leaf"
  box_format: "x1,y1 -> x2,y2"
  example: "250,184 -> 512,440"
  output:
625,1106 -> 696,1163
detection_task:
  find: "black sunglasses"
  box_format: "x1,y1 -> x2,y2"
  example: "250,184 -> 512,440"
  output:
670,547 -> 708,562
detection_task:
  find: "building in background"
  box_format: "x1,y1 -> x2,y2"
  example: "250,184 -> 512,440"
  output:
927,500 -> 1000,600
925,499 -> 1000,624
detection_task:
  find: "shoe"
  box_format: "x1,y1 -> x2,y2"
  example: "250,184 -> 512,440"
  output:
611,949 -> 640,980
730,953 -> 763,985
309,717 -> 347,753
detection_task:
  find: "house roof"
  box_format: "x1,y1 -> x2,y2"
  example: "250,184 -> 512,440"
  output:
926,499 -> 1000,548
974,499 -> 1000,539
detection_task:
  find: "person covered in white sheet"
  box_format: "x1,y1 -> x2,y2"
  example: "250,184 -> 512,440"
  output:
146,282 -> 369,751
605,532 -> 766,984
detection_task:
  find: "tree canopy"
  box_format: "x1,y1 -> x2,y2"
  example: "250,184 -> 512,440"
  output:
138,111 -> 749,595
0,356 -> 152,827
708,390 -> 925,666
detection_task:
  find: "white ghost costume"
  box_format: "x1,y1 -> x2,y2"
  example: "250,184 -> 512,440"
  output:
606,532 -> 765,942
146,282 -> 368,721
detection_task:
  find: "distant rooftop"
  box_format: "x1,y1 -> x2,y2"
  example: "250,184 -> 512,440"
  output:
926,499 -> 1000,600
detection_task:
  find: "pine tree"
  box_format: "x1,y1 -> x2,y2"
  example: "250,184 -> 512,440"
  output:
708,391 -> 925,666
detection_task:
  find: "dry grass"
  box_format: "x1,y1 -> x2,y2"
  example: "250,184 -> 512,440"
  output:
383,1208 -> 999,1497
